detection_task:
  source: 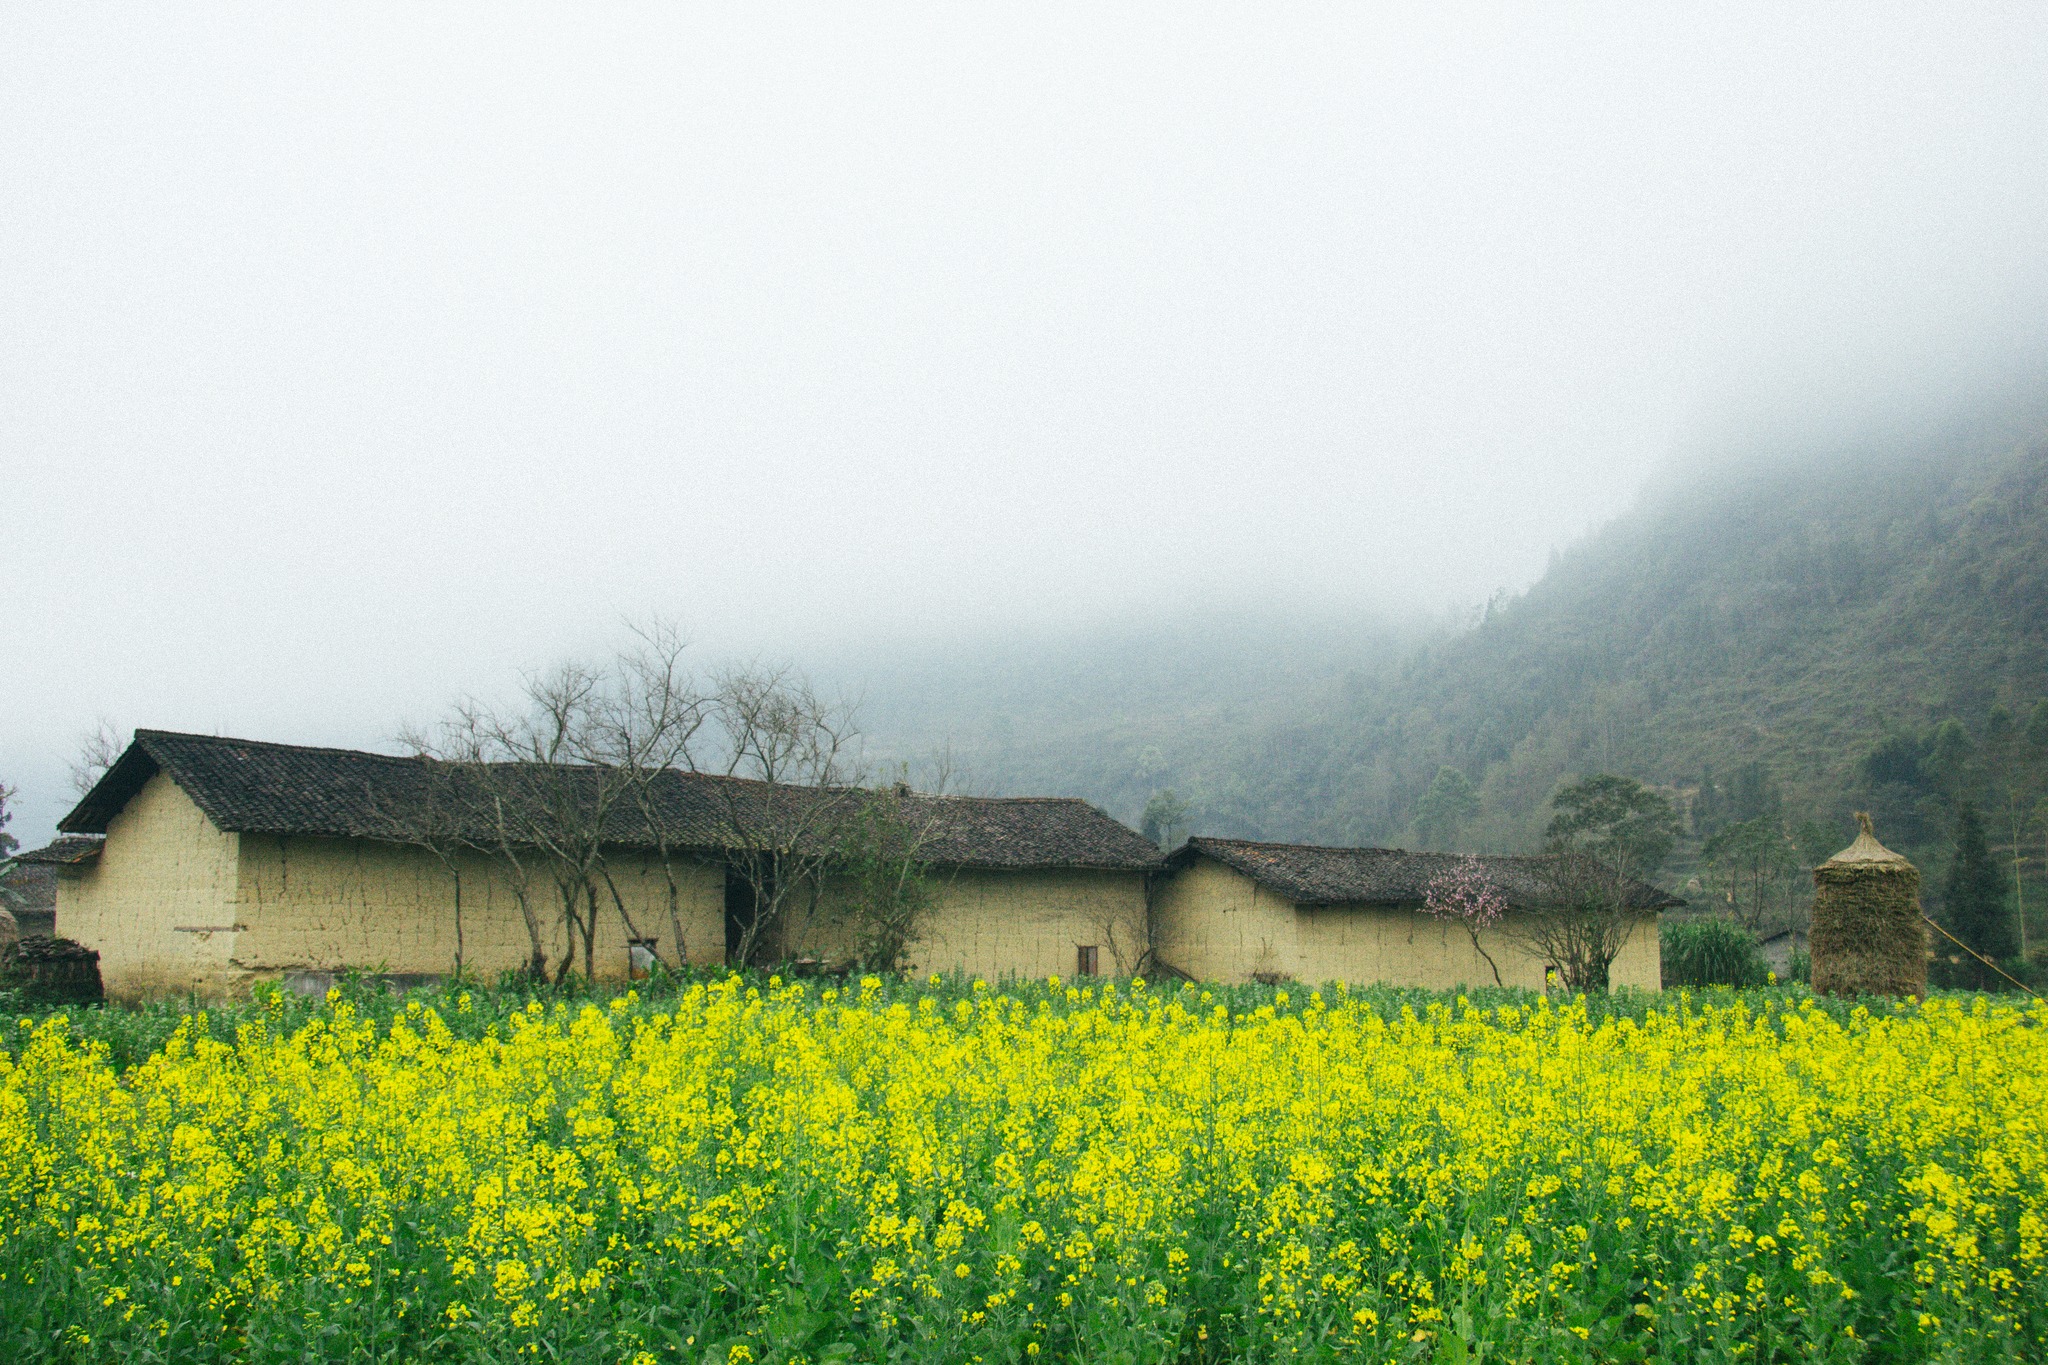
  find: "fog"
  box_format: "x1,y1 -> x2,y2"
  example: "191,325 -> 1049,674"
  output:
6,3 -> 2048,845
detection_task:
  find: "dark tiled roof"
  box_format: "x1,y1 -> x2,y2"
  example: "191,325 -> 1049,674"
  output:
15,836 -> 105,866
1172,837 -> 1681,911
2,861 -> 57,915
60,731 -> 1163,872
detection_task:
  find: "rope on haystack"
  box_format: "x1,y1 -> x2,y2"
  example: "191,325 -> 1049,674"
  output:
1920,913 -> 2038,997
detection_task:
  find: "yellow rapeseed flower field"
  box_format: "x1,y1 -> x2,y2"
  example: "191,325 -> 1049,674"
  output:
2,977 -> 2044,1363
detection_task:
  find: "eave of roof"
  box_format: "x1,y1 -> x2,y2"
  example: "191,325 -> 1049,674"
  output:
14,835 -> 105,866
57,740 -> 164,835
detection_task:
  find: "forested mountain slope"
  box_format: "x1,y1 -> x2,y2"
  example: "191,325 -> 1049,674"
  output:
1323,403 -> 2048,854
855,397 -> 2048,891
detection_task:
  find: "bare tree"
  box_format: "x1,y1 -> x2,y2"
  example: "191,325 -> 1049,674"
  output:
69,719 -> 125,799
596,620 -> 712,970
1097,901 -> 1143,977
400,629 -> 901,979
1500,774 -> 1679,993
829,779 -> 944,973
1700,816 -> 1799,932
483,666 -> 649,982
0,781 -> 20,908
405,666 -> 647,983
399,717 -> 552,980
1505,853 -> 1650,994
362,749 -> 480,975
702,661 -> 865,967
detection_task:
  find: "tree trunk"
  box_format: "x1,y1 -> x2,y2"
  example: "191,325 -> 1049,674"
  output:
657,852 -> 689,969
554,881 -> 581,984
1465,928 -> 1503,986
511,884 -> 548,981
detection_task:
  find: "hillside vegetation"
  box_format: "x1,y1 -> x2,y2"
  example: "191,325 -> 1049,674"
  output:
858,396 -> 2048,929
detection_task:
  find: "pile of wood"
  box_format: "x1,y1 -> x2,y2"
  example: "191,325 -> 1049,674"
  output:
0,935 -> 105,1006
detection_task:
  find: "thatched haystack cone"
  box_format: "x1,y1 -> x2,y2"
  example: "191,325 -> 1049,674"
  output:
1811,812 -> 1927,998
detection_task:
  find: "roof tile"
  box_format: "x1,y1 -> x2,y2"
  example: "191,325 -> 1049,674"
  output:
1176,836 -> 1680,910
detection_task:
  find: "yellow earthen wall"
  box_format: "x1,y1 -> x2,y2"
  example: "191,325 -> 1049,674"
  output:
1154,855 -> 1661,990
233,838 -> 727,982
57,772 -> 245,999
1609,917 -> 1662,991
774,881 -> 859,964
1151,856 -> 1297,981
906,868 -> 1151,981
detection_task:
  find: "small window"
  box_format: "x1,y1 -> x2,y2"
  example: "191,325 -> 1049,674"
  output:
1077,945 -> 1100,977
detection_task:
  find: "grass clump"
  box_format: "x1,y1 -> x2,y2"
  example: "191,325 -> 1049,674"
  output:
1661,916 -> 1770,988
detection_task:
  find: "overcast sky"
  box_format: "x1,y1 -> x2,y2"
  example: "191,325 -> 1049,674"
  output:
6,3 -> 2048,844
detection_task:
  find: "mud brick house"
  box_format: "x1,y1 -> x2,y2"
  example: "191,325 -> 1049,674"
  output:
53,731 -> 1163,998
5,837 -> 98,939
1152,837 -> 1672,990
50,731 -> 1679,999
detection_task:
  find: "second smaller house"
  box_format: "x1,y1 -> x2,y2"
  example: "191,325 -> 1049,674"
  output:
1758,926 -> 1809,980
1154,837 -> 1675,990
6,836 -> 103,940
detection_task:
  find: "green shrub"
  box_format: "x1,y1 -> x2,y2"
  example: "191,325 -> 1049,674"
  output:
1662,915 -> 1769,989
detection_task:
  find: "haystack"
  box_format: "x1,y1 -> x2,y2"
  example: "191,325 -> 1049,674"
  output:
1810,812 -> 1926,998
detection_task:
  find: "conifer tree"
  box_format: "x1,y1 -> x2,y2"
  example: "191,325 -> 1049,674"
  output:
1415,766 -> 1481,851
1941,802 -> 2014,989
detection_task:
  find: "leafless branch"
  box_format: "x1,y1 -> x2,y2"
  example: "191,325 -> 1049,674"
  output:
69,718 -> 126,799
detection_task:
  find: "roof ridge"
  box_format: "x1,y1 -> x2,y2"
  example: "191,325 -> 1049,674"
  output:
137,729 -> 420,765
1192,835 -> 1403,855
131,733 -> 1106,806
918,794 -> 1093,806
1191,836 -> 1542,861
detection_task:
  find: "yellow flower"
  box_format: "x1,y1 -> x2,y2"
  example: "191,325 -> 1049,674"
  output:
3,971 -> 2042,1361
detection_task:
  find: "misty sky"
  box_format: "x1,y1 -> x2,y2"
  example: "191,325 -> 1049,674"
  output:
6,3 -> 2048,844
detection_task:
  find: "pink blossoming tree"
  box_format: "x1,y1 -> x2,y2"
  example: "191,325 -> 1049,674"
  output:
1422,856 -> 1508,987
